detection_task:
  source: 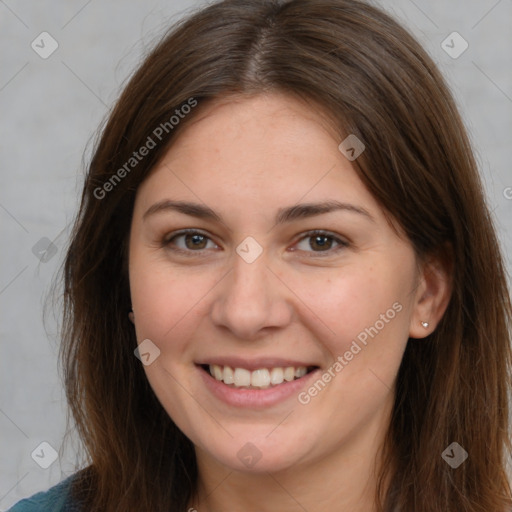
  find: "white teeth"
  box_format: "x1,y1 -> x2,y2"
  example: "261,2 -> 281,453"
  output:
207,364 -> 310,388
212,364 -> 223,381
270,367 -> 284,385
234,368 -> 251,387
251,369 -> 270,388
284,367 -> 295,382
295,367 -> 307,378
223,366 -> 234,384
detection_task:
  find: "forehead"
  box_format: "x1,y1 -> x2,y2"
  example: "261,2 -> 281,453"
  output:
164,92 -> 340,169
134,93 -> 382,224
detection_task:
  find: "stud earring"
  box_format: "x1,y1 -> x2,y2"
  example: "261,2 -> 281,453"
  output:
421,321 -> 429,329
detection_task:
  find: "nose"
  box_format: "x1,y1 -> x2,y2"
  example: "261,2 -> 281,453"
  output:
210,253 -> 293,341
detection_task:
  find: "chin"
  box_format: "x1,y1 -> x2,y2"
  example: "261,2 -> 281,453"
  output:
195,428 -> 315,474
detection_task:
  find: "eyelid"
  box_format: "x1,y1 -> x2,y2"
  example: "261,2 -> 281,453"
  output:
162,228 -> 220,255
292,229 -> 349,255
162,228 -> 212,244
162,228 -> 349,256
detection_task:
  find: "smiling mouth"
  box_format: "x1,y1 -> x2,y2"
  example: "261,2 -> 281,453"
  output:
200,364 -> 319,389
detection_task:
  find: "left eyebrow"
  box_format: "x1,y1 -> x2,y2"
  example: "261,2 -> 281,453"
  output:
275,200 -> 375,224
142,199 -> 375,224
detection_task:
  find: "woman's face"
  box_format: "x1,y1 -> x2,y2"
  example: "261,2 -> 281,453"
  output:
129,93 -> 425,475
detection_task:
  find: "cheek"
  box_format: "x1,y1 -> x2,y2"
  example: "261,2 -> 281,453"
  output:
129,257 -> 220,357
285,263 -> 414,398
288,264 -> 406,343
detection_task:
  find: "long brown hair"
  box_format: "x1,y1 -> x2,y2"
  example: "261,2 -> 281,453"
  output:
59,0 -> 512,510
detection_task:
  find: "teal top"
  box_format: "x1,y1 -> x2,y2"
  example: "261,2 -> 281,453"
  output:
7,474 -> 80,512
9,474 -> 511,511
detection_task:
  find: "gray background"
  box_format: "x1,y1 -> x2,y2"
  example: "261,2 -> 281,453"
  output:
1,0 -> 511,509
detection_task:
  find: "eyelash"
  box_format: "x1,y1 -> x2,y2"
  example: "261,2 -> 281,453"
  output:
161,229 -> 349,257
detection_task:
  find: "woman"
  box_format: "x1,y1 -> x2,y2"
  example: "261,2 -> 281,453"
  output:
9,0 -> 512,510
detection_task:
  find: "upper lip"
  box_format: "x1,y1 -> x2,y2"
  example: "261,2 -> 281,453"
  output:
196,357 -> 319,371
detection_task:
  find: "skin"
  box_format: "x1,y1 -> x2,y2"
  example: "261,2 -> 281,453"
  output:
128,93 -> 451,512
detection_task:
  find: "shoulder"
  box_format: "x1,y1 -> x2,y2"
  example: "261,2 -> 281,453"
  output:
6,473 -> 80,512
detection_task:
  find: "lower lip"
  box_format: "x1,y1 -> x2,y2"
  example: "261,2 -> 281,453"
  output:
197,365 -> 321,409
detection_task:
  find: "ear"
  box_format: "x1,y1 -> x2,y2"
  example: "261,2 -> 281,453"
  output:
409,245 -> 453,339
128,310 -> 135,324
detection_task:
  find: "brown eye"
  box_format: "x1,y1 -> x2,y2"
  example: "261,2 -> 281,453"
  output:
294,230 -> 348,254
309,234 -> 333,251
184,233 -> 208,249
164,230 -> 218,252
